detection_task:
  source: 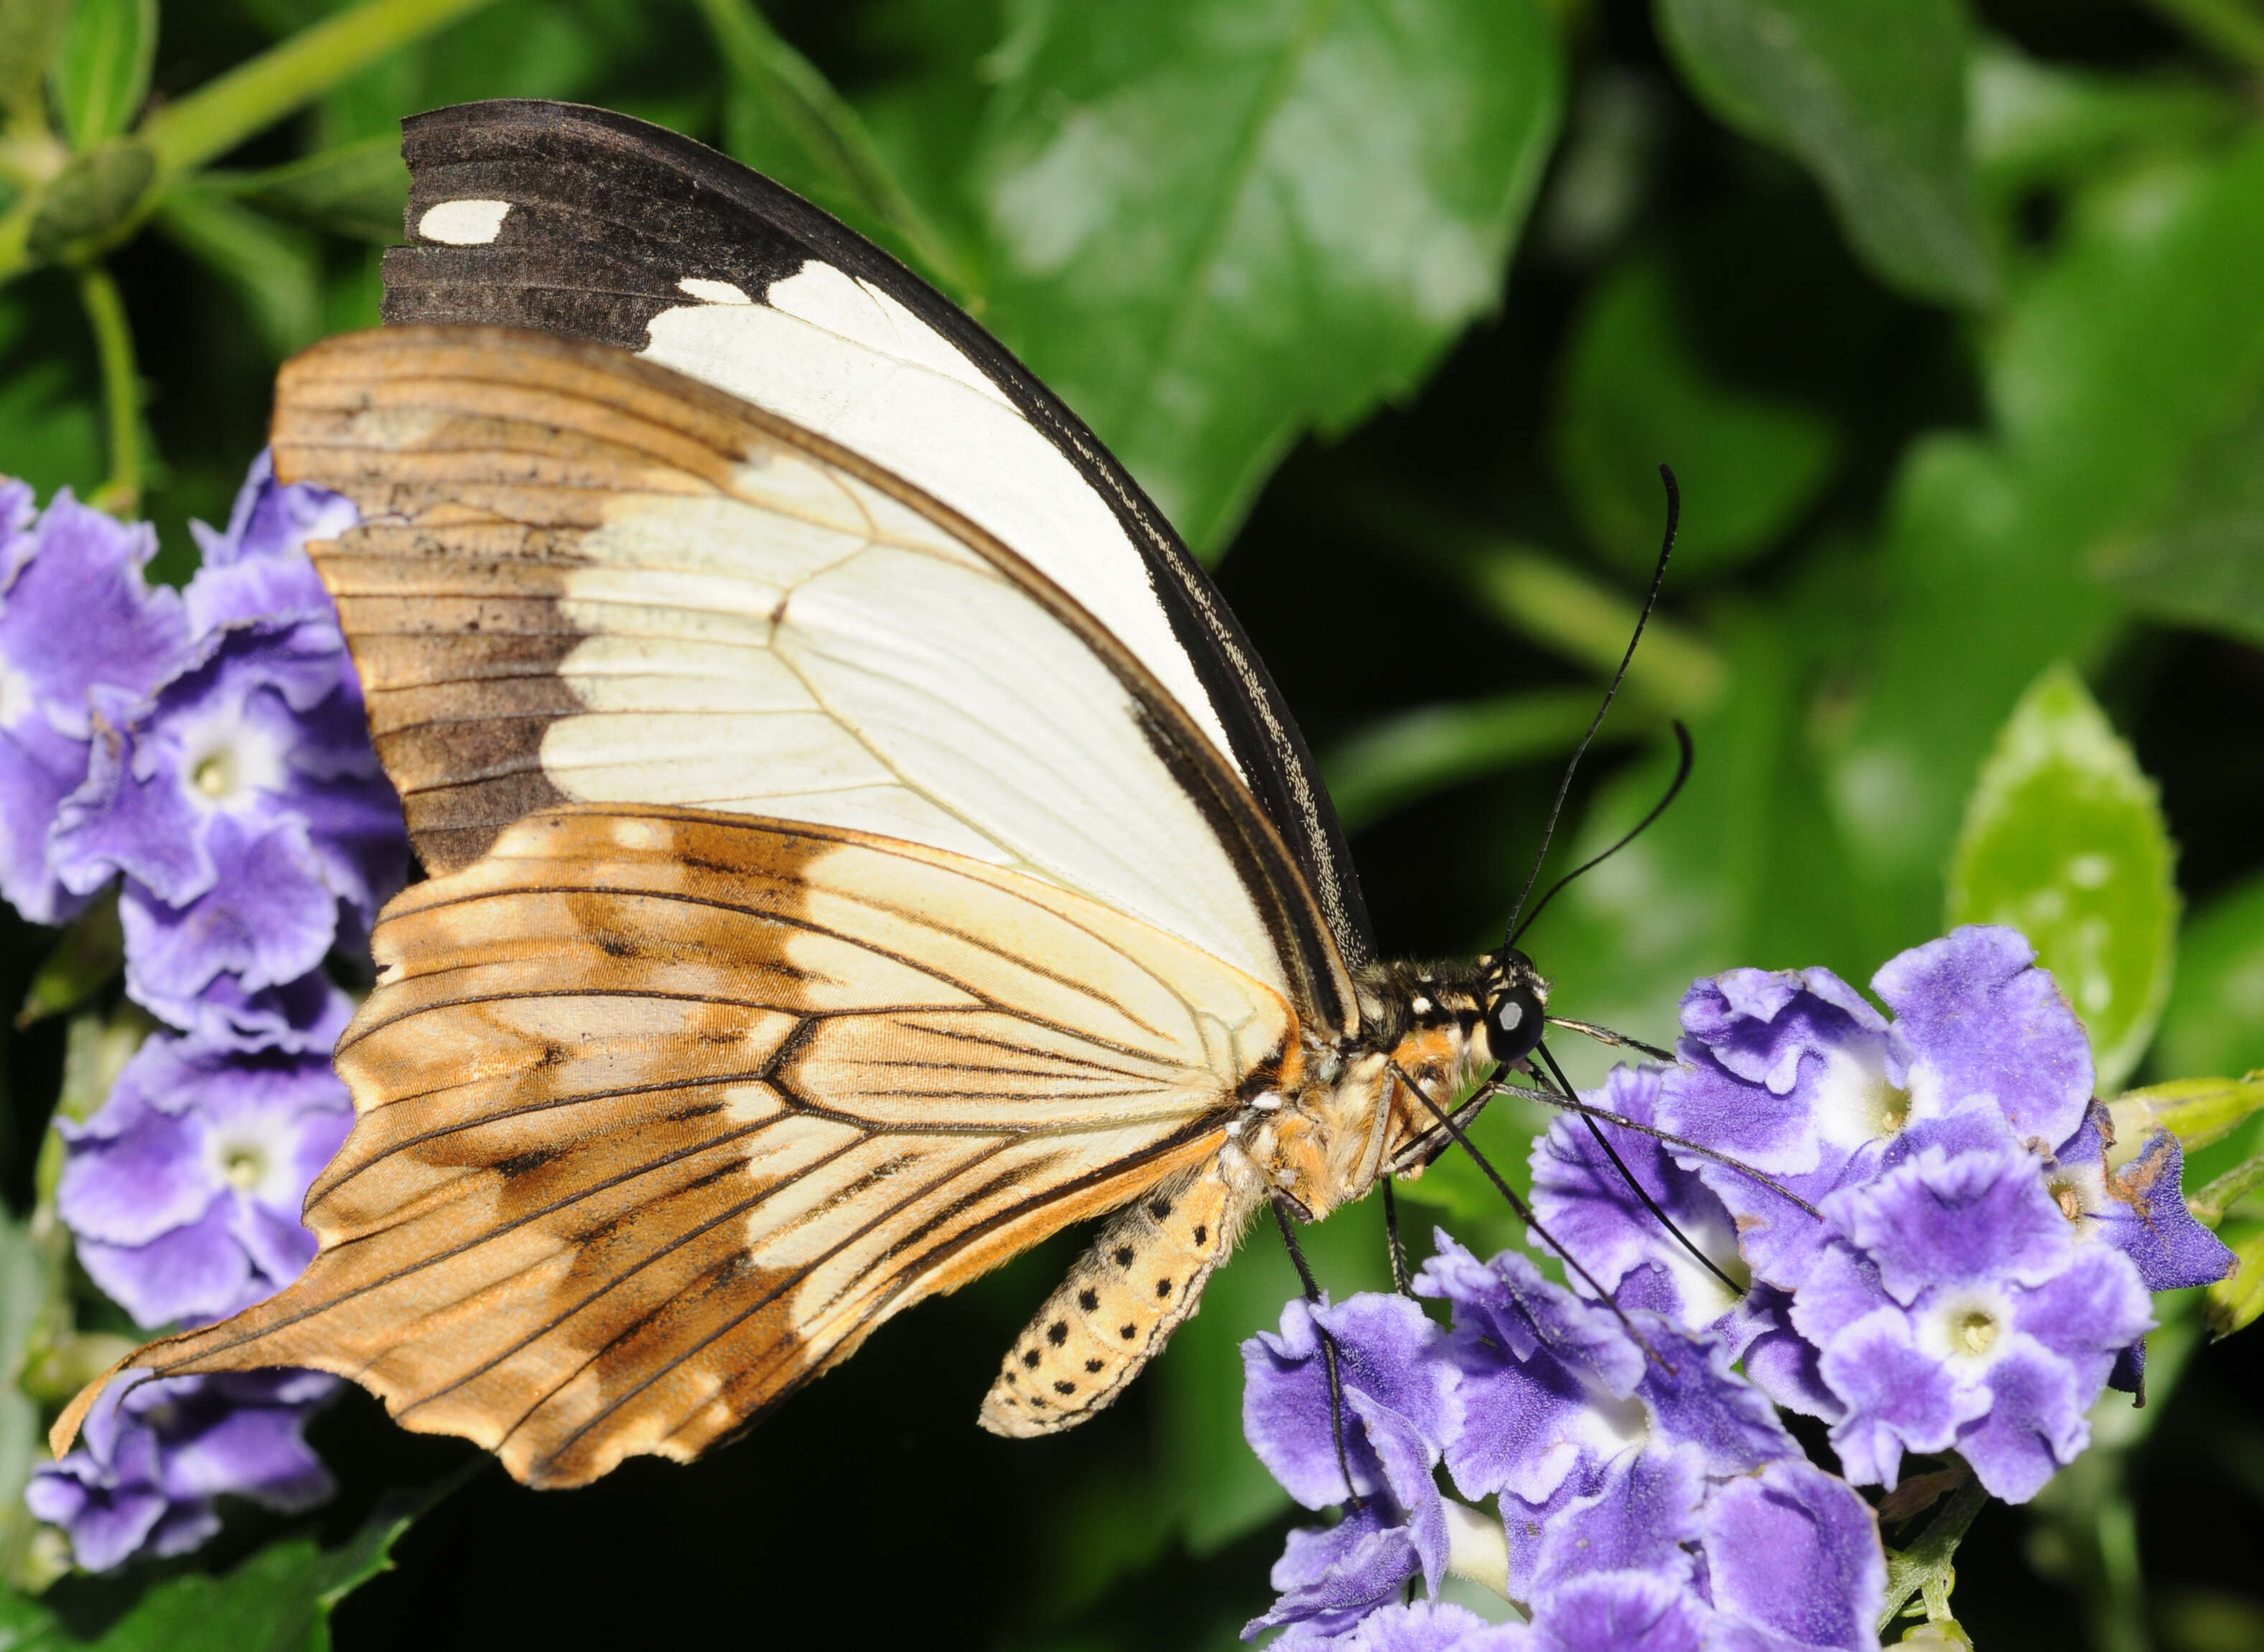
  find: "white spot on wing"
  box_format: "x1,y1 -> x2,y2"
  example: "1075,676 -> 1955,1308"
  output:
418,199 -> 511,245
679,278 -> 753,304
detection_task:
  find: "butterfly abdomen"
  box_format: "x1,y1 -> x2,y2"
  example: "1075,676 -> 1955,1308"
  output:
979,1154 -> 1258,1437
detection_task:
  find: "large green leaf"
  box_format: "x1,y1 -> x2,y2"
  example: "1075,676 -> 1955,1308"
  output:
971,0 -> 1563,556
0,1490 -> 424,1652
2156,869 -> 2264,1083
1824,131 -> 2264,945
1654,0 -> 1992,307
50,0 -> 154,149
1945,665 -> 2177,1091
1552,252 -> 1840,578
2090,386 -> 2264,649
218,137 -> 410,243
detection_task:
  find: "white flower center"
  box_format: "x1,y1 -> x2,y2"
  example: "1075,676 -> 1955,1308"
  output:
174,695 -> 289,811
219,1140 -> 268,1190
1812,1040 -> 1911,1149
1918,1284 -> 2017,1368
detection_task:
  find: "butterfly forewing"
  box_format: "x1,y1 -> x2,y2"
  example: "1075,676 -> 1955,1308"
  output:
381,99 -> 1373,971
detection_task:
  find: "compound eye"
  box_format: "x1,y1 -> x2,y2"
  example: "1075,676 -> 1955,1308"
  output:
1486,983 -> 1545,1064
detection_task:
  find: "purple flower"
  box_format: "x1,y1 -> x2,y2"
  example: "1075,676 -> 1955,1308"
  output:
1243,1292 -> 1461,1636
1415,1237 -> 1883,1651
1278,1600 -> 1526,1652
1657,928 -> 2232,1501
24,1368 -> 337,1572
1529,1065 -> 1746,1329
0,480 -> 190,924
50,457 -> 404,1045
57,1001 -> 354,1328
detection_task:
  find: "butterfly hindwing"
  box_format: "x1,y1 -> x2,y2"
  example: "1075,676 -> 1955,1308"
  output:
381,98 -> 1374,972
90,806 -> 1290,1488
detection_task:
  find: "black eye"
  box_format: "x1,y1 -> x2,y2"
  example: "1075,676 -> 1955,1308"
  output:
1486,982 -> 1545,1063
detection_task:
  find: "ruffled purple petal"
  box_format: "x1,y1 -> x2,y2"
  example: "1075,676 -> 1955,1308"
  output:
118,816 -> 340,1014
0,490 -> 187,737
1871,927 -> 2092,1147
1245,1297 -> 1391,1508
1530,1450 -> 1702,1591
1526,1571 -> 1708,1652
1244,1503 -> 1419,1641
2093,1129 -> 2237,1292
55,1086 -> 218,1245
76,1198 -> 253,1328
1957,1341 -> 2089,1502
1825,1144 -> 2073,1305
1817,1307 -> 1983,1488
1698,1460 -> 1885,1652
0,712 -> 95,923
1634,1322 -> 1797,1476
1327,1600 -> 1528,1652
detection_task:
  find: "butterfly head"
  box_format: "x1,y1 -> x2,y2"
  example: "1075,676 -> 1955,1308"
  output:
1479,947 -> 1550,1066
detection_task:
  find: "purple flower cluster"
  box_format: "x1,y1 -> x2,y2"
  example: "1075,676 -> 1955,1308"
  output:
1243,1244 -> 1883,1650
4,458 -> 405,1572
22,1369 -> 337,1572
1534,927 -> 2233,1503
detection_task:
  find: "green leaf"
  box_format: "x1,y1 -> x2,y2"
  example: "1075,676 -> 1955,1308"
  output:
2156,868 -> 2264,1082
1552,253 -> 1840,578
213,136 -> 409,242
2090,386 -> 2264,649
153,187 -> 322,359
1320,687 -> 1606,833
17,891 -> 121,1028
1967,38 -> 2240,192
0,1488 -> 430,1651
50,0 -> 153,149
972,0 -> 1564,556
0,1212 -> 51,1591
1946,665 -> 2177,1092
700,0 -> 973,299
2206,1229 -> 2264,1338
1825,130 -> 2264,942
1654,0 -> 1993,308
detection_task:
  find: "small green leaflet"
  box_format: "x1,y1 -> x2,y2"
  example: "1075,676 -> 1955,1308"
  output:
1947,664 -> 2177,1092
50,0 -> 154,151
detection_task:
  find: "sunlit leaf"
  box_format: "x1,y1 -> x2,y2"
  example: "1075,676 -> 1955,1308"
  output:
1946,665 -> 2176,1091
50,0 -> 153,149
2156,869 -> 2264,1082
1968,39 -> 2240,191
1654,0 -> 1993,307
2206,1230 -> 2264,1339
1553,253 -> 1840,578
972,0 -> 1564,556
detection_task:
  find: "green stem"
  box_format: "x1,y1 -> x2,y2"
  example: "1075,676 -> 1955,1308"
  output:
76,263 -> 140,515
1878,1476 -> 1988,1635
2191,1145 -> 2264,1226
2143,0 -> 2264,75
136,0 -> 499,177
1323,688 -> 1631,832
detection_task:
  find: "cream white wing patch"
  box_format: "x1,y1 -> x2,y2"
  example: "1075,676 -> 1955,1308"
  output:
638,261 -> 1243,771
274,326 -> 1316,1005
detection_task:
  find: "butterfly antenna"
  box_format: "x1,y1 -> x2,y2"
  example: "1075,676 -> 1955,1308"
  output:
1509,720 -> 1693,948
1503,465 -> 1681,941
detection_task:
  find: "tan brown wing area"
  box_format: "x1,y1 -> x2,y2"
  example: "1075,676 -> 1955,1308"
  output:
60,807 -> 1288,1488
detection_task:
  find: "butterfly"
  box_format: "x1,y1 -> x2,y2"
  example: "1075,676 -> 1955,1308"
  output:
55,100 -> 1570,1490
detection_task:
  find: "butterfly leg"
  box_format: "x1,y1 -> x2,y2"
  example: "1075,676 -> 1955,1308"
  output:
1270,1195 -> 1362,1507
979,1154 -> 1259,1437
1379,1177 -> 1414,1297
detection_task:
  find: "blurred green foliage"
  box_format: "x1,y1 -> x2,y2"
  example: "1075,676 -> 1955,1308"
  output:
3,0 -> 2264,1648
